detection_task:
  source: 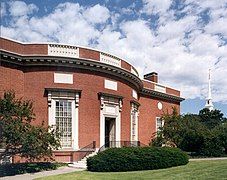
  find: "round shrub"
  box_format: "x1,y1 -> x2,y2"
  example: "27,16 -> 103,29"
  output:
87,147 -> 189,172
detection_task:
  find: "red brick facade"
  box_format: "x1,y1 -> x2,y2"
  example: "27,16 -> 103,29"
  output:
0,37 -> 184,163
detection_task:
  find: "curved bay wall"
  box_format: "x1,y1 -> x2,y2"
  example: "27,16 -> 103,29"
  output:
0,37 -> 183,153
0,62 -> 139,149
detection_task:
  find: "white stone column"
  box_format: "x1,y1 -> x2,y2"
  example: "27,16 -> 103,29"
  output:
72,93 -> 79,150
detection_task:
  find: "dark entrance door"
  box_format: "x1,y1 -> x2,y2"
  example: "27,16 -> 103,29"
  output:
105,117 -> 116,148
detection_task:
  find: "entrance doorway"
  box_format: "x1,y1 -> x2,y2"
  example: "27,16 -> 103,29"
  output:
105,117 -> 116,148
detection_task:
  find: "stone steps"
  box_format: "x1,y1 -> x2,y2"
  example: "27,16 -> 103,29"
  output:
68,151 -> 97,169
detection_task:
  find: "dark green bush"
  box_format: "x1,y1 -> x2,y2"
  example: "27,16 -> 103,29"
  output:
0,162 -> 65,177
199,132 -> 224,157
87,147 -> 189,172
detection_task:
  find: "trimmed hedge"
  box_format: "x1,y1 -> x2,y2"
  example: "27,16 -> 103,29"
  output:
87,147 -> 189,172
0,162 -> 66,177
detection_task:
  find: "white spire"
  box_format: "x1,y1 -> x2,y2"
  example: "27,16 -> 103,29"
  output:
205,69 -> 214,110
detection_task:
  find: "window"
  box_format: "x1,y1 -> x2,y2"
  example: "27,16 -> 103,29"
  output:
46,88 -> 80,150
156,117 -> 163,132
0,155 -> 12,164
55,100 -> 72,148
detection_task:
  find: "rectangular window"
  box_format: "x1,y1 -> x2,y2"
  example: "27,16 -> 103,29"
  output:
0,155 -> 12,164
156,117 -> 163,132
55,100 -> 72,148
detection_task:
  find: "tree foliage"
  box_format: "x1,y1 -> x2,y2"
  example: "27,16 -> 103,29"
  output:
212,123 -> 227,154
0,91 -> 60,161
178,114 -> 207,152
151,107 -> 227,157
199,108 -> 226,129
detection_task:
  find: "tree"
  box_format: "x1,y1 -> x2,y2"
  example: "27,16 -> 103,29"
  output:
151,108 -> 183,147
0,91 -> 60,161
199,108 -> 226,129
212,122 -> 227,154
160,108 -> 183,147
151,108 -> 227,157
178,114 -> 207,152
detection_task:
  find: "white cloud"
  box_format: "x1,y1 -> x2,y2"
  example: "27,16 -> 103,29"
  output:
1,2 -> 111,45
96,20 -> 155,69
1,0 -> 227,104
189,34 -> 222,56
205,17 -> 227,38
210,6 -> 227,20
1,26 -> 17,38
9,1 -> 38,17
83,4 -> 110,24
121,20 -> 155,48
185,0 -> 227,11
1,2 -> 7,17
142,0 -> 172,15
157,15 -> 198,41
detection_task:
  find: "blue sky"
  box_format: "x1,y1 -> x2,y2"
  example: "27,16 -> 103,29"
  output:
1,0 -> 227,116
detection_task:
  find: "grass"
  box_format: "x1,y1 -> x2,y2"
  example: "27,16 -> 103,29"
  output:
37,159 -> 227,180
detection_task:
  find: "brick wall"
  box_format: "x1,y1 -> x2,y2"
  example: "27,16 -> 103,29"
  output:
138,96 -> 180,144
121,60 -> 131,72
79,48 -> 100,61
0,38 -> 47,55
22,66 -> 135,148
0,63 -> 24,99
143,80 -> 181,97
166,87 -> 181,96
0,37 -> 183,163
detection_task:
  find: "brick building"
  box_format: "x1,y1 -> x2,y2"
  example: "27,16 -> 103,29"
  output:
0,37 -> 184,163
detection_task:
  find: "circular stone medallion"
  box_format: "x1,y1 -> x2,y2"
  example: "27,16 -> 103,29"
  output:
158,102 -> 163,110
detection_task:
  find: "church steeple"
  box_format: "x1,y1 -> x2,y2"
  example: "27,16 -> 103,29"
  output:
205,69 -> 214,111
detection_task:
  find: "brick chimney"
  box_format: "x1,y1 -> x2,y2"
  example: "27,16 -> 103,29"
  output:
144,72 -> 158,83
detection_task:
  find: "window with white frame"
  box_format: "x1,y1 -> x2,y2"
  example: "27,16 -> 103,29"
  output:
46,89 -> 80,150
156,117 -> 163,132
0,154 -> 12,164
55,100 -> 72,148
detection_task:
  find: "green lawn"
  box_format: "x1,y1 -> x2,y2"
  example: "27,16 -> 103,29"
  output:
37,160 -> 227,180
